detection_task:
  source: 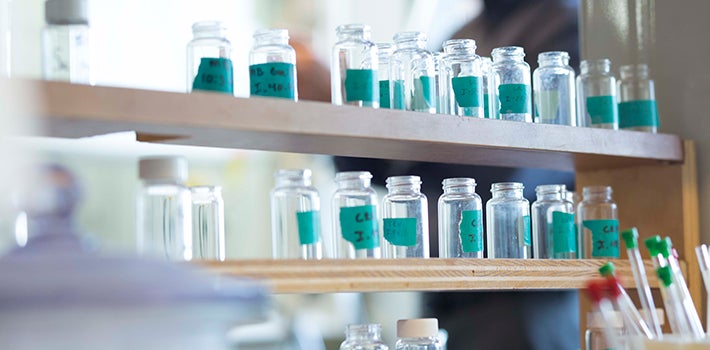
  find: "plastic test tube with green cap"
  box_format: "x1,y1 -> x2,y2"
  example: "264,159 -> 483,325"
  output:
598,263 -> 654,338
656,265 -> 693,336
621,228 -> 662,336
645,236 -> 685,335
695,244 -> 710,308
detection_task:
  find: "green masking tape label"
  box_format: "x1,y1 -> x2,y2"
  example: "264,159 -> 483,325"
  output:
583,219 -> 620,258
452,76 -> 481,108
249,62 -> 296,99
552,211 -> 575,254
345,69 -> 378,102
379,80 -> 390,108
483,93 -> 490,118
383,218 -> 417,246
520,215 -> 531,246
339,205 -> 379,249
619,100 -> 658,128
296,210 -> 320,245
393,80 -> 405,109
460,210 -> 483,253
498,83 -> 531,114
536,90 -> 560,121
413,76 -> 436,110
586,95 -> 617,125
192,57 -> 234,94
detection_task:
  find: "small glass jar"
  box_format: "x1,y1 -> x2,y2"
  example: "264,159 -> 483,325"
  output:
486,182 -> 530,258
585,311 -> 624,350
390,31 -> 436,113
377,43 -> 394,109
332,171 -> 381,259
191,186 -> 225,261
249,29 -> 297,100
186,21 -> 233,94
480,56 -> 494,119
491,46 -> 532,122
382,176 -> 429,258
270,169 -> 322,260
618,64 -> 658,133
331,24 -> 378,107
533,51 -> 576,126
395,318 -> 442,350
440,39 -> 483,118
41,0 -> 91,84
531,184 -> 576,259
438,178 -> 483,258
340,324 -> 389,350
576,59 -> 618,129
578,186 -> 619,258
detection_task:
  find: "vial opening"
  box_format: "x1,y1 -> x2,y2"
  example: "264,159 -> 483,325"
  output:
190,185 -> 222,202
535,184 -> 566,194
538,51 -> 569,66
386,175 -> 421,188
192,21 -> 227,37
274,169 -> 311,180
393,31 -> 427,44
491,182 -> 524,192
442,177 -> 476,188
620,63 -> 649,79
253,28 -> 289,43
582,185 -> 613,195
442,39 -> 477,54
345,323 -> 382,336
376,43 -> 393,53
580,59 -> 611,74
335,171 -> 372,182
492,46 -> 525,60
336,24 -> 371,39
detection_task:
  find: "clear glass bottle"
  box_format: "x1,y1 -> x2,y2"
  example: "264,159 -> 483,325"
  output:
440,39 -> 483,118
332,171 -> 381,259
270,169 -> 322,260
331,24 -> 378,107
340,324 -> 389,350
191,186 -> 225,261
618,64 -> 658,133
486,182 -> 531,258
531,184 -> 576,259
578,186 -> 619,258
533,51 -> 576,126
395,318 -> 442,350
186,21 -> 233,94
433,51 -> 445,114
41,0 -> 91,84
577,59 -> 618,129
249,28 -> 297,100
585,311 -> 625,350
377,43 -> 394,109
491,46 -> 532,122
480,56 -> 494,119
438,178 -> 483,258
136,156 -> 192,261
390,31 -> 436,113
382,176 -> 429,258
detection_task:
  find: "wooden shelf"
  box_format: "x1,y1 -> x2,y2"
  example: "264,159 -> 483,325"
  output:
30,80 -> 683,172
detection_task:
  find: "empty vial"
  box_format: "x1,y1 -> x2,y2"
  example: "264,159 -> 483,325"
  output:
491,46 -> 532,122
618,64 -> 658,133
340,324 -> 389,350
433,51 -> 445,114
390,31 -> 436,113
578,186 -> 619,258
41,0 -> 91,84
377,43 -> 394,109
486,182 -> 531,258
249,29 -> 297,100
438,178 -> 483,258
332,171 -> 381,259
186,21 -> 233,94
480,56 -> 494,119
270,169 -> 322,259
440,39 -> 483,118
395,318 -> 442,350
382,176 -> 429,258
331,24 -> 378,107
531,184 -> 576,259
533,51 -> 576,126
577,59 -> 618,129
191,186 -> 225,261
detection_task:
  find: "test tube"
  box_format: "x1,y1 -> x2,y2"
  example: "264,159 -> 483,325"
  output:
645,236 -> 687,335
598,263 -> 654,338
695,244 -> 710,300
621,228 -> 662,337
656,265 -> 694,336
585,280 -> 624,350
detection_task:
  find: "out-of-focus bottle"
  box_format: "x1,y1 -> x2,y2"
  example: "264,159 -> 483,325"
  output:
585,311 -> 624,350
480,56 -> 494,119
395,318 -> 442,350
438,178 -> 483,258
433,51 -> 445,114
377,43 -> 394,109
440,39 -> 483,118
191,186 -> 225,261
486,182 -> 530,258
578,186 -> 619,258
533,51 -> 576,126
41,0 -> 92,84
339,324 -> 389,350
331,24 -> 378,107
382,176 -> 429,258
618,64 -> 658,133
186,21 -> 233,94
531,184 -> 576,259
390,31 -> 436,113
249,28 -> 297,100
136,156 -> 192,261
577,59 -> 618,129
491,46 -> 532,122
332,171 -> 381,259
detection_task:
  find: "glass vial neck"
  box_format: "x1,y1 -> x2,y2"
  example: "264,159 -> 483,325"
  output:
620,64 -> 649,80
582,186 -> 613,200
377,43 -> 394,63
580,59 -> 611,75
442,39 -> 477,56
393,31 -> 427,50
274,169 -> 312,187
491,182 -> 524,198
442,177 -> 477,194
336,23 -> 371,41
335,171 -> 372,189
535,184 -> 565,200
253,28 -> 289,46
345,324 -> 383,341
386,176 -> 421,194
492,46 -> 525,63
538,51 -> 569,67
192,21 -> 227,39
480,56 -> 492,72
191,185 -> 222,203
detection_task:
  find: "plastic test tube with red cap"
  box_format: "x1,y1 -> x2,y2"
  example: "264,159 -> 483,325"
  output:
621,228 -> 662,336
598,263 -> 654,338
585,280 -> 623,350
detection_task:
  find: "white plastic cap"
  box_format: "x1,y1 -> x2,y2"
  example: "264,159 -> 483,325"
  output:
139,156 -> 188,182
45,0 -> 88,25
397,318 -> 438,338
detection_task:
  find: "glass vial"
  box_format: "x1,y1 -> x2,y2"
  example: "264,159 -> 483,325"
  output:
578,186 -> 619,258
433,51 -> 445,114
186,21 -> 233,94
533,51 -> 576,126
618,64 -> 658,133
585,311 -> 624,350
249,28 -> 297,100
331,24 -> 378,107
577,59 -> 618,129
390,31 -> 436,113
270,169 -> 322,260
382,176 -> 429,258
191,186 -> 225,261
332,171 -> 381,259
340,324 -> 389,350
486,182 -> 531,258
491,46 -> 532,122
531,184 -> 576,259
395,318 -> 442,350
438,178 -> 483,258
440,39 -> 483,117
41,0 -> 91,84
136,156 -> 192,261
480,56 -> 494,119
377,43 -> 394,109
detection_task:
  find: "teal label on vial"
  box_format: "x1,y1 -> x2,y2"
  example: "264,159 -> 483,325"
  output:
520,215 -> 531,246
393,80 -> 406,109
586,95 -> 617,125
296,210 -> 320,245
452,76 -> 481,108
339,205 -> 379,249
249,62 -> 296,99
483,93 -> 490,118
552,211 -> 576,254
583,219 -> 620,258
192,57 -> 234,94
379,80 -> 390,108
383,218 -> 417,247
619,100 -> 658,128
498,84 -> 531,114
460,210 -> 483,253
413,76 -> 436,110
345,69 -> 378,102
